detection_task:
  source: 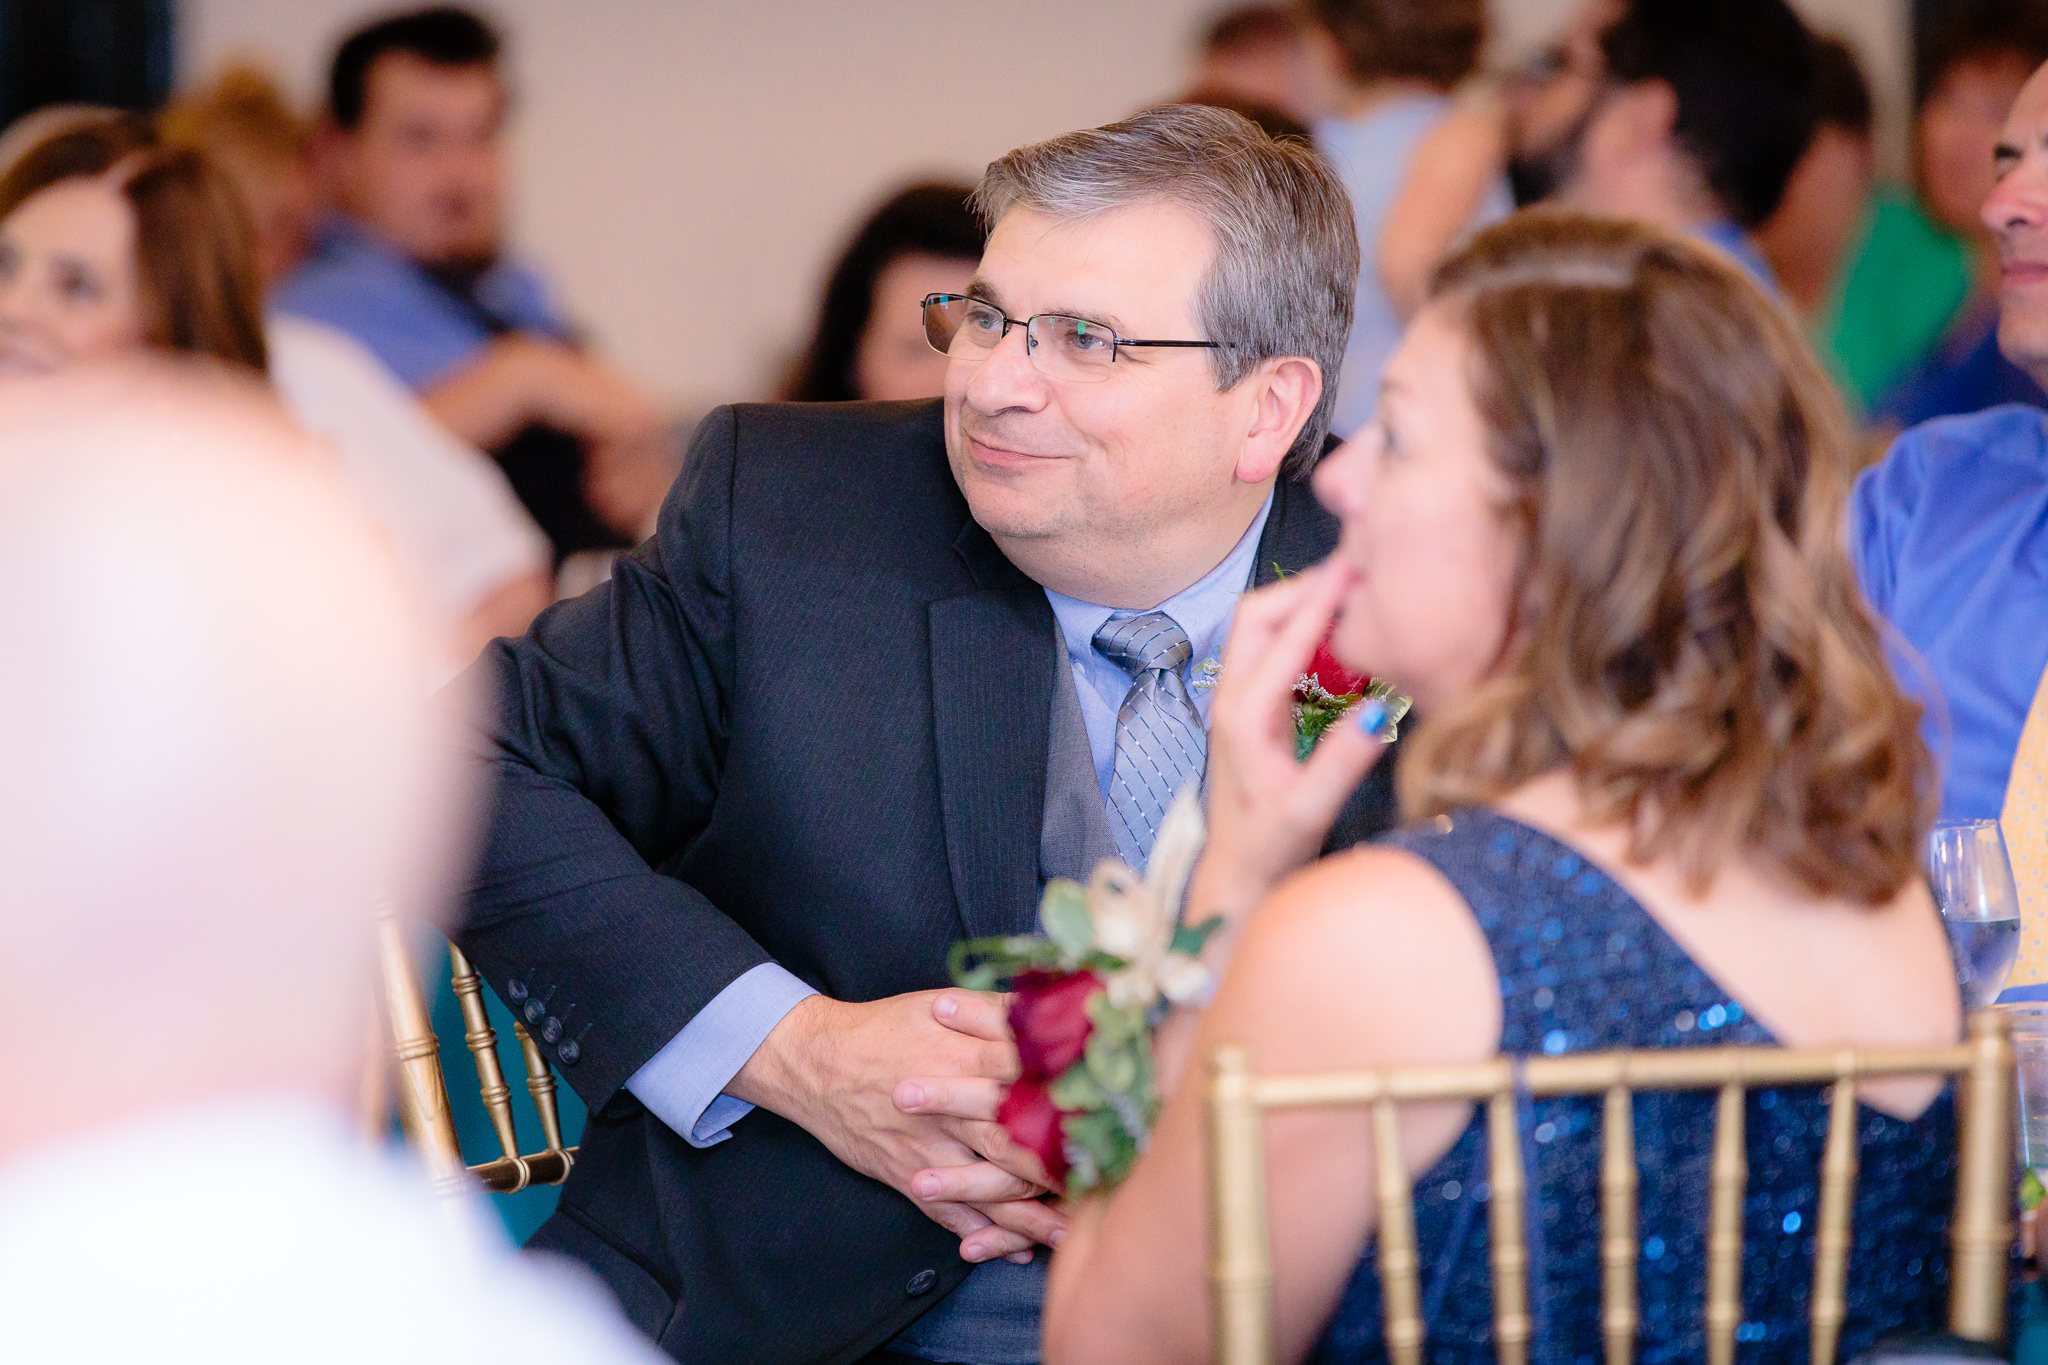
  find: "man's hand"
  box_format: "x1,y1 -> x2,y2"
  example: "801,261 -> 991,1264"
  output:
424,338 -> 664,449
730,990 -> 1067,1263
895,992 -> 1065,1226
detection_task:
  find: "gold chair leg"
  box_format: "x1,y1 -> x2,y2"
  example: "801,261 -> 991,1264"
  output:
1210,1046 -> 1275,1365
375,912 -> 466,1191
1951,1011 -> 2013,1343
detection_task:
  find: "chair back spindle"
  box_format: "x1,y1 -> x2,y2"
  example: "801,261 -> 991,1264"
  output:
1704,1081 -> 1748,1365
1484,1088 -> 1533,1365
1810,1072 -> 1862,1363
1599,1082 -> 1639,1365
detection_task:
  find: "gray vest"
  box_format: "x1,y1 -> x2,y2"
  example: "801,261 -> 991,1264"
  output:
889,632 -> 1110,1364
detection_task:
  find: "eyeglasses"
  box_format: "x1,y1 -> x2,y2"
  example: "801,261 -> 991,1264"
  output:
921,293 -> 1232,383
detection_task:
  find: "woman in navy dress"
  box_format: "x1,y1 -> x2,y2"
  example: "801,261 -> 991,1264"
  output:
1041,212 -> 1961,1364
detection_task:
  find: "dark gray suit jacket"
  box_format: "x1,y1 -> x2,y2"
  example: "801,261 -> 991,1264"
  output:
454,399 -> 1399,1364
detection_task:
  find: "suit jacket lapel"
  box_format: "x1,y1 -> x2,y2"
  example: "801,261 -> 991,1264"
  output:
929,518 -> 1055,941
1253,469 -> 1341,587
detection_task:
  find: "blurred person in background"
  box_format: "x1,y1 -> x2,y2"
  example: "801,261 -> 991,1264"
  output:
1852,53 -> 2048,830
784,183 -> 983,404
1851,8 -> 2048,429
0,363 -> 664,1365
275,6 -> 672,566
1180,5 -> 1330,136
1504,0 -> 1819,290
160,64 -> 321,287
0,114 -> 548,671
1303,0 -> 1512,437
1851,53 -> 2048,992
1756,36 -> 1877,322
1501,0 -> 1619,208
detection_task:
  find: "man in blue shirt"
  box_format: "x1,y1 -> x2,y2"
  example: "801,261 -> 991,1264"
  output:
1849,57 -> 2048,822
275,7 -> 669,561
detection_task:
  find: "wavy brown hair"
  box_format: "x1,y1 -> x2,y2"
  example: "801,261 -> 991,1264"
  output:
0,115 -> 267,372
1399,211 -> 1932,904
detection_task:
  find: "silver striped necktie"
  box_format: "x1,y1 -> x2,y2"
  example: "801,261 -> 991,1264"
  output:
1093,612 -> 1206,873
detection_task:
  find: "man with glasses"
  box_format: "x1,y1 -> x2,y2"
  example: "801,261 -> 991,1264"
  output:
452,105 -> 1392,1365
1503,0 -> 1818,287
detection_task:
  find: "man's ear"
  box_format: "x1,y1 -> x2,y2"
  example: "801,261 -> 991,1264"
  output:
1235,355 -> 1322,485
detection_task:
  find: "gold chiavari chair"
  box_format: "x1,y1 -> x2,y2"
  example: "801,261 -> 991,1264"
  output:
1207,1011 -> 2014,1365
374,913 -> 577,1195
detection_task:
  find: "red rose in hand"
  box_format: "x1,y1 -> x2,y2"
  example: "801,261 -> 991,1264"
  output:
1304,635 -> 1368,700
1008,969 -> 1101,1079
997,1077 -> 1069,1186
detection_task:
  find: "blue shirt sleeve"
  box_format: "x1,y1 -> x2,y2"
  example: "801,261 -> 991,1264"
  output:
1848,428 -> 1928,620
623,962 -> 818,1147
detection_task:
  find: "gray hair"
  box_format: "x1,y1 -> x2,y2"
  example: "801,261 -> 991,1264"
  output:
972,104 -> 1359,477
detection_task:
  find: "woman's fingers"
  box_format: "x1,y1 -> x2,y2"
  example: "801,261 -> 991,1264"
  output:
1217,562 -> 1332,672
1215,561 -> 1358,744
1291,695 -> 1391,823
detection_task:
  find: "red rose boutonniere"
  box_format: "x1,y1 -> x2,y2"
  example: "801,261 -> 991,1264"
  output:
1192,618 -> 1410,761
1291,634 -> 1409,760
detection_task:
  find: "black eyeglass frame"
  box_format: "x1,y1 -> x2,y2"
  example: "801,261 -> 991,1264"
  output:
920,292 -> 1236,365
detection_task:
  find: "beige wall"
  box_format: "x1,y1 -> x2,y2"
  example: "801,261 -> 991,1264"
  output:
181,0 -> 1912,415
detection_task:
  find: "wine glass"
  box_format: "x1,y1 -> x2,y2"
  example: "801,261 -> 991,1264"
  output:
1928,818 -> 2024,1011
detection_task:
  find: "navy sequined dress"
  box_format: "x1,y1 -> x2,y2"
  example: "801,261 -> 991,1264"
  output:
1312,810 -> 1959,1365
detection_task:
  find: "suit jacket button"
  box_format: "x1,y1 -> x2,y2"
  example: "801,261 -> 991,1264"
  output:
541,1016 -> 564,1044
506,978 -> 528,1002
906,1269 -> 937,1296
557,1039 -> 581,1065
524,998 -> 546,1024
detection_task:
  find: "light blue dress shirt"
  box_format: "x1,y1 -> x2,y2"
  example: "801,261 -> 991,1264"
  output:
622,493 -> 1274,1154
272,215 -> 571,391
1850,404 -> 2048,821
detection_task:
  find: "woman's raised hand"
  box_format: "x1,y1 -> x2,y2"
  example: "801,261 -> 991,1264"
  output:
1195,560 -> 1389,927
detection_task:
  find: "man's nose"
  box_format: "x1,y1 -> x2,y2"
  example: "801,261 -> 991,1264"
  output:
963,321 -> 1048,413
1985,152 -> 2048,236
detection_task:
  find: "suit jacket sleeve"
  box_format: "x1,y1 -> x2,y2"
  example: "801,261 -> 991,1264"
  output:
453,406 -> 773,1111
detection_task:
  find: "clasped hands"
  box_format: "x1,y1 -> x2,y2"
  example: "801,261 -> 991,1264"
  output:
732,989 -> 1063,1265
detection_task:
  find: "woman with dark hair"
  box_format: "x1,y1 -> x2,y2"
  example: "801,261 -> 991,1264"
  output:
785,181 -> 982,402
0,114 -> 549,670
1031,213 -> 1960,1362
